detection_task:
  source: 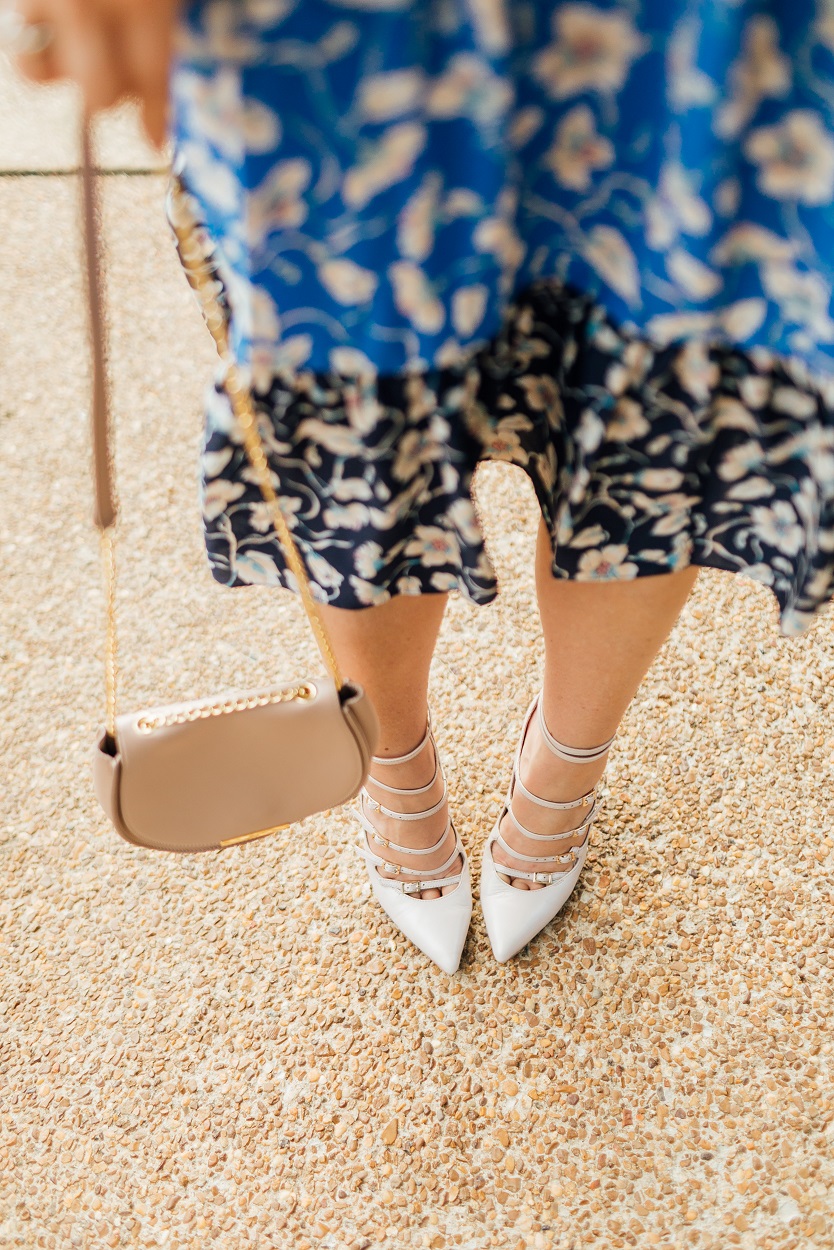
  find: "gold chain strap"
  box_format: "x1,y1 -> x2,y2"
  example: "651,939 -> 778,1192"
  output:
90,155 -> 344,742
168,175 -> 343,689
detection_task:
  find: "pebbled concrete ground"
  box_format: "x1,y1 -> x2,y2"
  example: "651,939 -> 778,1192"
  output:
1,81 -> 833,1250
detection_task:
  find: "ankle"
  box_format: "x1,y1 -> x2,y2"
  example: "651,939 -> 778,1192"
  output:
368,724 -> 437,791
522,730 -> 606,803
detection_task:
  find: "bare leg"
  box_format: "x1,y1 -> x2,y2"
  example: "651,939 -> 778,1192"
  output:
319,593 -> 460,898
492,518 -> 699,889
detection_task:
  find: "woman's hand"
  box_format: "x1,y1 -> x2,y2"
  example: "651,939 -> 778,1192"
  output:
5,0 -> 180,147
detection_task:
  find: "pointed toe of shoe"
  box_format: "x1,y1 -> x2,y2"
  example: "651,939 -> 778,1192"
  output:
480,838 -> 585,963
372,858 -> 472,975
480,882 -> 541,963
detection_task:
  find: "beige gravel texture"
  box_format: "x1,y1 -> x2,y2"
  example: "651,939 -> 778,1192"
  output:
3,169 -> 834,1248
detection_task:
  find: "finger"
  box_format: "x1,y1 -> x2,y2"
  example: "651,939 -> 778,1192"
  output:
116,3 -> 175,148
52,0 -> 125,114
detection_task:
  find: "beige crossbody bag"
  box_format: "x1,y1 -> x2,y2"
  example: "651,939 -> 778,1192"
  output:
83,124 -> 379,852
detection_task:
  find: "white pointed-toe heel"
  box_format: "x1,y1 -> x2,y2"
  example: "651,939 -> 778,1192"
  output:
480,693 -> 614,963
355,721 -> 472,975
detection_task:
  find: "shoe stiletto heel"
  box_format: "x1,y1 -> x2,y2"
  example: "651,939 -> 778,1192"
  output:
480,692 -> 614,963
356,720 -> 472,974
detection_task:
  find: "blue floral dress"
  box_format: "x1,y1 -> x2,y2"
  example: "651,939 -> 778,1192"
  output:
169,0 -> 834,635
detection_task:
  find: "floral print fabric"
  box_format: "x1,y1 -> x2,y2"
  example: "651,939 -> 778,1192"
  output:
180,213 -> 834,636
173,0 -> 834,378
167,1 -> 834,638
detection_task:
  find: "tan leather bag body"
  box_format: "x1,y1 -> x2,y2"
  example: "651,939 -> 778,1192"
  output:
82,124 -> 379,853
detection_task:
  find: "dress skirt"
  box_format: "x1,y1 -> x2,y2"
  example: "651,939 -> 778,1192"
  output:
168,0 -> 834,635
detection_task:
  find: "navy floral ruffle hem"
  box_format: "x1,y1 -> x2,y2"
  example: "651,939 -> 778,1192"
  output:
191,264 -> 834,637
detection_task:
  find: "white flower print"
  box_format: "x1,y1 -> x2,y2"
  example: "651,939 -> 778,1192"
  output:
582,226 -> 640,306
718,299 -> 768,341
357,69 -> 425,122
307,551 -> 345,590
717,440 -> 766,482
645,163 -> 712,253
203,478 -> 246,521
250,286 -> 282,344
349,577 -> 392,606
178,139 -> 241,216
397,175 -> 441,263
391,423 -> 449,481
817,0 -> 834,55
667,17 -> 717,111
569,523 -> 607,549
576,545 -> 639,580
533,4 -> 647,99
651,510 -> 689,536
727,476 -> 775,500
241,98 -> 283,154
715,16 -> 791,140
738,374 -> 771,409
259,335 -> 313,385
667,250 -> 722,301
452,285 -> 489,337
473,217 -> 525,273
427,53 -> 513,125
673,341 -> 719,404
744,563 -> 775,586
331,477 -> 373,502
771,388 -> 818,418
430,571 -> 462,591
762,264 -> 834,341
294,418 -> 368,457
714,177 -> 741,218
329,348 -> 378,381
485,423 -> 528,463
243,0 -> 295,26
710,224 -> 798,267
509,107 -> 544,149
203,447 -> 234,478
607,398 -> 649,441
318,258 -> 378,305
234,551 -> 283,585
175,3 -> 263,62
749,499 -> 804,556
645,310 -> 714,346
175,69 -> 248,159
443,188 -> 485,217
389,261 -> 446,334
745,110 -> 834,205
465,0 -> 511,54
354,541 -> 386,578
519,374 -> 561,418
770,428 -> 834,491
711,397 -> 760,434
323,501 -> 371,530
343,123 -> 426,210
636,468 -> 685,492
404,526 -> 462,567
576,408 -> 605,454
396,575 -> 424,595
545,105 -> 614,192
446,497 -> 483,545
248,158 -> 311,247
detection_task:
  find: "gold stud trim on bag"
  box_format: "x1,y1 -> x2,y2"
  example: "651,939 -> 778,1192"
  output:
219,824 -> 291,848
135,681 -> 317,734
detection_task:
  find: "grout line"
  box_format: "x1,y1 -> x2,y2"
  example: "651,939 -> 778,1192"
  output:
0,167 -> 167,177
